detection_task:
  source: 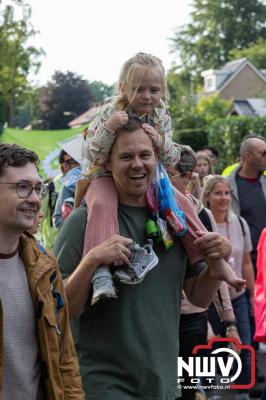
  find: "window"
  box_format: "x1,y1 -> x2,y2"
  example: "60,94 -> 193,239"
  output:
205,76 -> 215,91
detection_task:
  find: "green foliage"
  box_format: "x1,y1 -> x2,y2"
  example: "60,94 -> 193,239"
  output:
0,101 -> 5,132
175,127 -> 209,152
208,116 -> 266,171
0,2 -> 44,126
12,104 -> 32,128
195,93 -> 233,125
167,67 -> 197,128
167,66 -> 204,150
11,85 -> 41,128
168,68 -> 233,151
89,80 -> 114,103
171,0 -> 266,78
229,39 -> 266,69
39,71 -> 93,130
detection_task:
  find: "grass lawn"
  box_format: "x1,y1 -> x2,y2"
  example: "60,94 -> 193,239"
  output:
0,127 -> 84,177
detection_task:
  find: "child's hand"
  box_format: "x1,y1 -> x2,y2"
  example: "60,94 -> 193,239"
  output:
142,123 -> 163,148
104,111 -> 128,132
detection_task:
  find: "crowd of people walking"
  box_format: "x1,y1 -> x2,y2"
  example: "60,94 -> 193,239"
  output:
0,52 -> 266,400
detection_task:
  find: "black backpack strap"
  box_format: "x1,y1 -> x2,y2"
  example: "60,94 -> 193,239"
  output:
198,207 -> 213,232
238,216 -> 245,237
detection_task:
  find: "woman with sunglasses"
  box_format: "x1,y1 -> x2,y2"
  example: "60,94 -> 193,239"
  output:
167,146 -> 241,400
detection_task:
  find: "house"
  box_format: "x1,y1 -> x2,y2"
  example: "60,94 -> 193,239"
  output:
231,98 -> 266,117
68,104 -> 103,128
201,58 -> 266,100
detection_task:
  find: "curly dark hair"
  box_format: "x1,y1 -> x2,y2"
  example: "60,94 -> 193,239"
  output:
0,143 -> 39,177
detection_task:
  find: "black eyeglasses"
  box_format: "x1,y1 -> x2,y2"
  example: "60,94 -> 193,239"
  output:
260,150 -> 266,158
0,181 -> 49,200
168,171 -> 185,178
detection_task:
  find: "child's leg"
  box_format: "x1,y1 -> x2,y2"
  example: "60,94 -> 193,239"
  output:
83,176 -> 119,256
206,257 -> 246,292
84,177 -> 119,304
175,190 -> 245,291
85,178 -> 159,300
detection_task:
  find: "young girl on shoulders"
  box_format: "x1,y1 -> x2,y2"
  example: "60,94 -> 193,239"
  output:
78,52 -> 244,305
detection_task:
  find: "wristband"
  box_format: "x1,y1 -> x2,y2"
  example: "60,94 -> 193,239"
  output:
222,319 -> 237,329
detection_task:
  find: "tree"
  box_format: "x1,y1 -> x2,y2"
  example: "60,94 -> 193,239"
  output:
229,39 -> 266,69
167,67 -> 208,150
171,0 -> 266,79
39,71 -> 93,129
167,68 -> 233,151
12,86 -> 41,128
0,1 -> 43,126
89,80 -> 114,103
167,67 -> 197,130
195,93 -> 232,125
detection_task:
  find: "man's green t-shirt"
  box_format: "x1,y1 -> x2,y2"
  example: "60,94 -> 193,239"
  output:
55,204 -> 199,400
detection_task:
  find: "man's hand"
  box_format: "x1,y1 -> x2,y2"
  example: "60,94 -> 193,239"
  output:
63,234 -> 133,318
194,231 -> 232,260
83,234 -> 133,267
226,326 -> 242,354
142,123 -> 163,148
104,111 -> 128,132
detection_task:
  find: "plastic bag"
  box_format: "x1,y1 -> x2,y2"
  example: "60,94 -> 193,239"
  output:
156,162 -> 187,236
156,217 -> 175,250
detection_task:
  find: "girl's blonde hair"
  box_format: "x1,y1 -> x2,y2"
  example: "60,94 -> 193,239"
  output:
115,52 -> 167,110
201,175 -> 232,218
196,151 -> 214,175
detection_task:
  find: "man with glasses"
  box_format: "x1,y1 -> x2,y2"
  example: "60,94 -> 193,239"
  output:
0,143 -> 84,399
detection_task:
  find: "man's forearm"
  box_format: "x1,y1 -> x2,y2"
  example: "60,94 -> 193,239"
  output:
213,281 -> 235,321
184,264 -> 221,308
64,254 -> 99,318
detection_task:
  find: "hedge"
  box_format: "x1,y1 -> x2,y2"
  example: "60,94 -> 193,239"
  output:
174,127 -> 209,152
208,116 -> 266,171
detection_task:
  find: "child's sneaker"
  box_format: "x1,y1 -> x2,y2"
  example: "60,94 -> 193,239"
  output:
91,266 -> 117,305
114,239 -> 159,284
